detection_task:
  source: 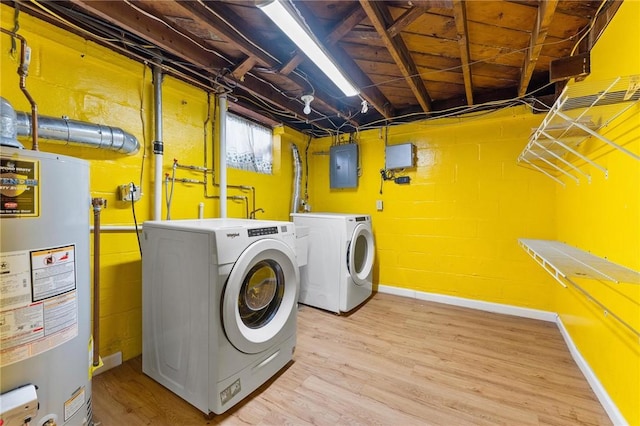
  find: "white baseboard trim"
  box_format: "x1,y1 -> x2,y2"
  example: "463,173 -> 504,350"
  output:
376,285 -> 557,322
376,285 -> 626,425
556,318 -> 627,426
92,351 -> 123,376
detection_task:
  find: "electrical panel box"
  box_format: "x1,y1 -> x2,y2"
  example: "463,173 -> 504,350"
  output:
385,143 -> 416,170
330,144 -> 358,188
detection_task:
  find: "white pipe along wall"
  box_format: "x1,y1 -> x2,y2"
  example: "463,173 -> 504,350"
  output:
219,93 -> 227,218
153,65 -> 163,221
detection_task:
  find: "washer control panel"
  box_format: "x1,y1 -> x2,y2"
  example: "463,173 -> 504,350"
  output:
248,226 -> 278,237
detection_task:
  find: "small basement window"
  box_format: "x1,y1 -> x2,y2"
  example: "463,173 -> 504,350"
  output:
226,113 -> 273,174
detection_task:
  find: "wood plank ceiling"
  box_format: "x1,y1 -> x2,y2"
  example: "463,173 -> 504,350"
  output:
9,0 -> 620,136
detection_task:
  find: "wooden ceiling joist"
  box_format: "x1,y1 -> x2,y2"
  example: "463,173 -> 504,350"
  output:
279,5 -> 366,75
386,6 -> 428,38
232,57 -> 256,81
170,1 -> 356,124
285,2 -> 395,120
359,0 -> 433,112
452,0 -> 474,105
17,0 -> 614,133
68,0 -> 323,124
518,0 -> 558,97
386,0 -> 457,38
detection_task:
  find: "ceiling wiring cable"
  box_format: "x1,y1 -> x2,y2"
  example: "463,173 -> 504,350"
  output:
244,70 -> 309,103
38,1 -> 158,49
239,73 -> 350,129
19,0 -> 589,135
233,94 -> 336,135
21,1 -> 429,127
192,0 -> 356,105
233,94 -> 299,117
124,0 -> 324,114
232,68 -> 347,126
195,0 -> 281,65
50,10 -> 163,59
277,24 -> 582,101
293,67 -> 316,96
193,0 -> 331,107
357,99 -> 523,131
20,1 -> 231,95
358,24 -> 593,91
122,0 -> 233,64
357,78 -> 558,130
29,0 -> 133,44
570,0 -> 608,56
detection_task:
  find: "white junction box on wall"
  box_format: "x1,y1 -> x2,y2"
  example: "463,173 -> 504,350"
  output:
385,143 -> 416,170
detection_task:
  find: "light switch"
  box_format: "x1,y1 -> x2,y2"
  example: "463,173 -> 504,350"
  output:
376,200 -> 383,211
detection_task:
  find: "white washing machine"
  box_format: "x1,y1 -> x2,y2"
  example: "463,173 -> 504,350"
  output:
141,218 -> 299,417
291,213 -> 374,314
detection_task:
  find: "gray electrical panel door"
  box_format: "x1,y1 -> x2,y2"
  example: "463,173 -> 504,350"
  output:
330,144 -> 358,188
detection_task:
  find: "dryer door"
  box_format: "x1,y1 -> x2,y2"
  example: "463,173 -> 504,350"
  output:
222,238 -> 299,354
347,223 -> 375,286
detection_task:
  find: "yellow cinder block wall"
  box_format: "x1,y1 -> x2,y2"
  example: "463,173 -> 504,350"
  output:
0,5 -> 305,360
309,110 -> 556,309
552,2 -> 640,423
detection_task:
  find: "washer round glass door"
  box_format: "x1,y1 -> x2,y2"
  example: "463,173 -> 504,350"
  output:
347,223 -> 375,286
222,238 -> 299,354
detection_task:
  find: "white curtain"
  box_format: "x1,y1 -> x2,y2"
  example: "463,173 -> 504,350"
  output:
226,113 -> 273,174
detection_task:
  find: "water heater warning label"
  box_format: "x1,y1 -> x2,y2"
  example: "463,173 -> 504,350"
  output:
0,245 -> 78,367
0,157 -> 39,217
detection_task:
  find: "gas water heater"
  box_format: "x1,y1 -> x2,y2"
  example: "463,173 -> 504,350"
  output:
0,146 -> 93,426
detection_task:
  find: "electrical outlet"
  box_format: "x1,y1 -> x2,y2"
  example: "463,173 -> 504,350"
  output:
118,184 -> 141,202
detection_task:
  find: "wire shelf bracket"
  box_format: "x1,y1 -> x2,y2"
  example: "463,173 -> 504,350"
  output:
519,238 -> 640,340
518,75 -> 640,185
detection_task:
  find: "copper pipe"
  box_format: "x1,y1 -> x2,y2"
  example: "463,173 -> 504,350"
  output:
0,28 -> 38,150
91,198 -> 107,367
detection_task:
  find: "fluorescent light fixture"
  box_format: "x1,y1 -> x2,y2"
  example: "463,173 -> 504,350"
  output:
259,0 -> 359,97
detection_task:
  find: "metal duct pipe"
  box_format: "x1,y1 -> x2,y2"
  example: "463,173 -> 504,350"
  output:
291,143 -> 302,214
0,97 -> 22,148
15,111 -> 140,154
219,94 -> 228,218
153,65 -> 164,221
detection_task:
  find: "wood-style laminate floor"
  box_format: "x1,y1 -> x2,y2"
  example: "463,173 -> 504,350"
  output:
92,292 -> 610,425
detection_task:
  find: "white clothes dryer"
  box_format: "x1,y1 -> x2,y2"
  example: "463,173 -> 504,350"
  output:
291,213 -> 374,314
141,219 -> 299,417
